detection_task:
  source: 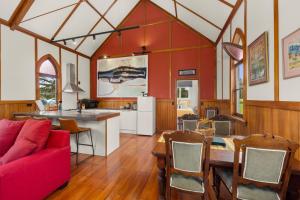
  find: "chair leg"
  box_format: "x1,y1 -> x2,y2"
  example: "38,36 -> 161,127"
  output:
76,133 -> 79,165
89,129 -> 95,156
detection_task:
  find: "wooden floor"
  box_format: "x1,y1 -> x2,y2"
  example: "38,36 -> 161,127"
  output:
48,133 -> 228,200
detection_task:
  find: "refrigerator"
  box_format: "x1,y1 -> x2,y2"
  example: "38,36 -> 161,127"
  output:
137,96 -> 156,135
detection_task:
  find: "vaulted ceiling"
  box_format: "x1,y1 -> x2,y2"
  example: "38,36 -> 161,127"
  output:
0,0 -> 238,57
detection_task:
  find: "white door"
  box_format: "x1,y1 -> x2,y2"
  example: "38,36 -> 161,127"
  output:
137,111 -> 154,135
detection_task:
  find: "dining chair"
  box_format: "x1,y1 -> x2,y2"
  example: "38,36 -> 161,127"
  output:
205,107 -> 218,119
182,120 -> 198,131
213,120 -> 231,137
58,118 -> 94,165
214,134 -> 299,200
163,131 -> 213,200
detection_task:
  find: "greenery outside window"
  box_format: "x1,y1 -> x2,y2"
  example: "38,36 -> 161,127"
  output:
39,60 -> 57,106
234,62 -> 244,116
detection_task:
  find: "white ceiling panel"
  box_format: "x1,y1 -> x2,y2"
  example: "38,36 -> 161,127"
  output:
89,0 -> 115,15
20,6 -> 75,39
23,0 -> 78,21
151,0 -> 176,16
177,4 -> 220,42
0,0 -> 21,21
105,0 -> 139,27
55,2 -> 99,41
77,20 -> 112,56
58,39 -> 83,50
176,0 -> 232,28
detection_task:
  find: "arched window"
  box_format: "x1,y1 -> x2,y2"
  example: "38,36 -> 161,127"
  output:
36,55 -> 61,107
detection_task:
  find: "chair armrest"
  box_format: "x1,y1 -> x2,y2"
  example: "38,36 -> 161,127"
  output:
47,130 -> 70,149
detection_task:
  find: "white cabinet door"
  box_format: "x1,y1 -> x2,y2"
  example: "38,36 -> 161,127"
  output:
120,111 -> 137,134
137,111 -> 155,135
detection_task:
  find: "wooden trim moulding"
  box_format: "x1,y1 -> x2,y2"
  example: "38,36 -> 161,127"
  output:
246,100 -> 300,111
274,0 -> 279,101
0,100 -> 36,104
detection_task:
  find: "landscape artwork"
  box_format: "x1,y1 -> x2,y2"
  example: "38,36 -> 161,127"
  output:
248,32 -> 269,85
282,28 -> 300,79
97,55 -> 148,97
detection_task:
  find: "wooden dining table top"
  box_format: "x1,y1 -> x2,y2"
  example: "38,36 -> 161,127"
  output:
152,135 -> 300,175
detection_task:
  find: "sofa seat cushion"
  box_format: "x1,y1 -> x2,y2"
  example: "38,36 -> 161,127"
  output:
215,168 -> 280,200
170,174 -> 204,193
16,119 -> 52,153
0,120 -> 26,156
0,139 -> 37,165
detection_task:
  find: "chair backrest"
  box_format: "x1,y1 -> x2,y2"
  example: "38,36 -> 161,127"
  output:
14,116 -> 32,121
182,120 -> 197,131
58,118 -> 79,133
163,131 -> 212,191
213,120 -> 231,137
197,119 -> 213,129
205,107 -> 218,119
231,134 -> 299,200
33,116 -> 49,120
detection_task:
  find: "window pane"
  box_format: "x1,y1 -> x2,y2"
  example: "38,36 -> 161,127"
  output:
180,88 -> 189,98
39,76 -> 57,104
235,63 -> 244,115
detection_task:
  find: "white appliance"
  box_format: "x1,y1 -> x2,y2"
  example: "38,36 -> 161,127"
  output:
137,96 -> 156,135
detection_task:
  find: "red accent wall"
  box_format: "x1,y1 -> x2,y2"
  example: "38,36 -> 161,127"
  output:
91,1 -> 216,100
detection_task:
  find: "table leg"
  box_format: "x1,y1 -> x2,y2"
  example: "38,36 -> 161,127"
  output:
157,157 -> 166,200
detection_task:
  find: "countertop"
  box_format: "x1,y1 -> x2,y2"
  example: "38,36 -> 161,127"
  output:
13,110 -> 120,121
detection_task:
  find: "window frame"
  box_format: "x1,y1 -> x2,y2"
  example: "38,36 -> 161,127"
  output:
36,54 -> 62,104
230,28 -> 247,121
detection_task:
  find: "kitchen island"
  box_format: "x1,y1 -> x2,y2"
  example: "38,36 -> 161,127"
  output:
14,110 -> 120,156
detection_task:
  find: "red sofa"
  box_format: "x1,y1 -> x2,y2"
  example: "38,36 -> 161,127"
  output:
0,130 -> 71,200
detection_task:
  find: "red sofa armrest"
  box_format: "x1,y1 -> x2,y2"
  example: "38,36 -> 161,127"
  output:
0,146 -> 70,200
47,130 -> 70,149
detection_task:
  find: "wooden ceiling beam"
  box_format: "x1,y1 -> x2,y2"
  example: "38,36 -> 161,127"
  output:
75,0 -> 118,50
51,0 -> 84,41
216,0 -> 243,44
86,0 -> 116,30
218,0 -> 235,8
175,1 -> 222,31
174,0 -> 178,18
21,3 -> 78,24
8,0 -> 35,30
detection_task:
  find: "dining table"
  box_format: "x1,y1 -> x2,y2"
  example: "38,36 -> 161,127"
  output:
152,133 -> 300,200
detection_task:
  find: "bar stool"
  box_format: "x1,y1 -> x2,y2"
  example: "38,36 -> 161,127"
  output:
58,118 -> 94,165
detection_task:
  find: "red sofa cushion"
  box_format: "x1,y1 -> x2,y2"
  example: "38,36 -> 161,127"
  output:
0,119 -> 26,157
0,139 -> 37,165
16,119 -> 52,153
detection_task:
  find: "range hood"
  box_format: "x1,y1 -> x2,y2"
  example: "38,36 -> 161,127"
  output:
62,63 -> 85,93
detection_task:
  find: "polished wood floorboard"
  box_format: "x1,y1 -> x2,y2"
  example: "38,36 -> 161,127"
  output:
47,133 -> 227,200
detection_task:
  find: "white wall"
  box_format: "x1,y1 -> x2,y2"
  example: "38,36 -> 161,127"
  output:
78,56 -> 91,99
223,27 -> 231,100
61,49 -> 77,110
279,0 -> 300,101
0,23 -> 91,105
247,0 -> 274,100
1,26 -> 36,100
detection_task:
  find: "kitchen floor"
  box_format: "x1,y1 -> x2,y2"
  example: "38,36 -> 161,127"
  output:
47,133 -> 229,200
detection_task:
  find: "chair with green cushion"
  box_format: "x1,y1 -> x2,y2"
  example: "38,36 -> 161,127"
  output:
163,131 -> 213,200
182,120 -> 198,131
213,120 -> 231,137
214,134 -> 299,200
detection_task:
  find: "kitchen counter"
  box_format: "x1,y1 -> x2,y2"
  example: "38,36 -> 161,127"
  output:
13,110 -> 120,157
14,110 -> 120,121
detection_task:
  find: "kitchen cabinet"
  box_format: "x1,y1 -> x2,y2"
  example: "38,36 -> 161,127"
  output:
120,110 -> 137,134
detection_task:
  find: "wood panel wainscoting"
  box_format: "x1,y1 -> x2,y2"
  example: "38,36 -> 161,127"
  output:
201,99 -> 300,161
0,100 -> 36,119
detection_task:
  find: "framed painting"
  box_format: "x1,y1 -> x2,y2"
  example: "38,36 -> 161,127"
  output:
282,28 -> 300,79
97,55 -> 148,98
248,32 -> 269,85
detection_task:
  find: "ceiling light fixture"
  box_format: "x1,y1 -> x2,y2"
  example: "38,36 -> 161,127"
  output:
63,40 -> 67,45
93,35 -> 96,40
